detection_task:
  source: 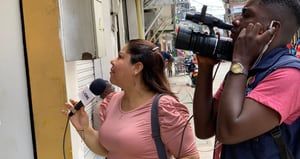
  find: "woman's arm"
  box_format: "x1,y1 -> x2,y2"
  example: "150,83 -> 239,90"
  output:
180,153 -> 200,159
77,126 -> 108,156
64,99 -> 108,156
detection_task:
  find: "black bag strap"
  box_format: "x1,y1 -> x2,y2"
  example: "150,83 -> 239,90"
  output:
270,126 -> 294,159
151,94 -> 168,159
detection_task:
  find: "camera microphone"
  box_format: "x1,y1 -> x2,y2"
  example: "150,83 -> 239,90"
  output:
68,78 -> 108,117
185,5 -> 233,30
186,13 -> 233,30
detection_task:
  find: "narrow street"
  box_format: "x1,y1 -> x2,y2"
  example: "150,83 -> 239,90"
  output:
168,61 -> 231,159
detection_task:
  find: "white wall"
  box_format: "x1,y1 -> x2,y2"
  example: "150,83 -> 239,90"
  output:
61,0 -> 122,158
96,0 -> 120,80
126,0 -> 140,39
0,0 -> 34,159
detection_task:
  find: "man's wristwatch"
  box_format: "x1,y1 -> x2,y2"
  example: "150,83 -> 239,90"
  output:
230,62 -> 248,76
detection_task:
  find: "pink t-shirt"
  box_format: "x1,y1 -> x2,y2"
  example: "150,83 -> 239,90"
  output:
214,68 -> 300,124
98,92 -> 198,159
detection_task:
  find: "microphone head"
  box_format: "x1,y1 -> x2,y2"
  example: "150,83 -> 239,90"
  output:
89,78 -> 107,95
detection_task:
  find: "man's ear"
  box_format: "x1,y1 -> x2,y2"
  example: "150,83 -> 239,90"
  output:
260,20 -> 280,35
269,20 -> 280,31
270,21 -> 281,38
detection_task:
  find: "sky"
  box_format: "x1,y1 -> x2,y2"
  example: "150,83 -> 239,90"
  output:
190,0 -> 225,19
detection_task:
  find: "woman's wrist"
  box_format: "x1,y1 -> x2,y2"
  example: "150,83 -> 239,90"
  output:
76,126 -> 90,140
76,125 -> 88,132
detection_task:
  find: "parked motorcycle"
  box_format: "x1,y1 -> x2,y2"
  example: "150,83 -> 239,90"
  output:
184,56 -> 193,74
190,64 -> 198,87
184,56 -> 198,87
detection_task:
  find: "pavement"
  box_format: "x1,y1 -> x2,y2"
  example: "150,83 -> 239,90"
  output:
167,61 -> 231,159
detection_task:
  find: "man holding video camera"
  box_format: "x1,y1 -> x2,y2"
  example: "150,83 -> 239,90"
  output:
193,0 -> 300,159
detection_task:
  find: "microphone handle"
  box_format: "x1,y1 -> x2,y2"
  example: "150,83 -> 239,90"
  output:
68,101 -> 83,117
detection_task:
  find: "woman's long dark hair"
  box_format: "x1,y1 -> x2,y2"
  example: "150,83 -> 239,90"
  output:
127,39 -> 177,100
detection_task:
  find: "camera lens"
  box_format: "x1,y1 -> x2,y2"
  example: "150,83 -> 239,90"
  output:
175,27 -> 233,61
175,27 -> 217,55
175,27 -> 193,50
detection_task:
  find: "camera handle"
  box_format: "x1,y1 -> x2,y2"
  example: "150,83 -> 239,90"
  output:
200,5 -> 215,36
185,5 -> 232,36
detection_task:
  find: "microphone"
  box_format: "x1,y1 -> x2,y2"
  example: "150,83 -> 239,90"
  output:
68,78 -> 108,117
185,5 -> 233,30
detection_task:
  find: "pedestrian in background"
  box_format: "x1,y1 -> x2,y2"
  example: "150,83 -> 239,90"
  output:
166,51 -> 175,77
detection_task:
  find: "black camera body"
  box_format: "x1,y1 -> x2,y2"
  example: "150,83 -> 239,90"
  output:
175,5 -> 233,61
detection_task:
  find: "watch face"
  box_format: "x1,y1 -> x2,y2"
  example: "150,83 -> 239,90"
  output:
231,63 -> 243,73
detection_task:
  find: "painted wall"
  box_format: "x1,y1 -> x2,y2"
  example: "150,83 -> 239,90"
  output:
0,0 -> 34,158
21,0 -> 72,158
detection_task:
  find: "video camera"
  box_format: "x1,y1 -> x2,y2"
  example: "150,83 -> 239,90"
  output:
175,5 -> 233,61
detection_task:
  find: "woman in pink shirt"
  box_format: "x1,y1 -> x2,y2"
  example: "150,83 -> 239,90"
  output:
65,39 -> 199,159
